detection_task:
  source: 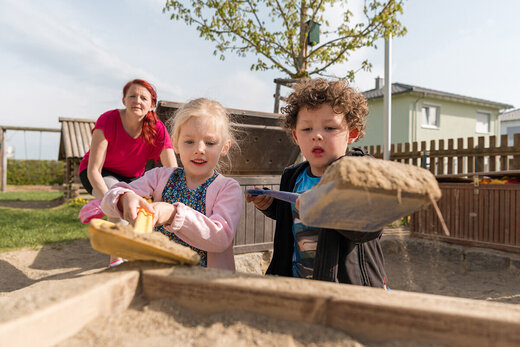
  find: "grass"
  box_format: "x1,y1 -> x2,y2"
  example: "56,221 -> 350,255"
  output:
0,191 -> 90,252
0,191 -> 63,201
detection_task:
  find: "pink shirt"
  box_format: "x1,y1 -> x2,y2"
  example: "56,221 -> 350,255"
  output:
100,167 -> 243,271
79,109 -> 173,177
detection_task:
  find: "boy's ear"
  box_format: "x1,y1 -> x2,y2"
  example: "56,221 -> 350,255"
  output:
292,129 -> 299,145
220,139 -> 231,156
348,129 -> 360,144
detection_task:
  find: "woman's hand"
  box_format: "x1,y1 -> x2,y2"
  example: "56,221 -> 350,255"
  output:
151,202 -> 176,226
245,187 -> 273,211
118,192 -> 153,226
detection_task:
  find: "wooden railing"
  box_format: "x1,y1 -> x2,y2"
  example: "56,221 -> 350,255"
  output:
365,134 -> 520,253
364,134 -> 520,175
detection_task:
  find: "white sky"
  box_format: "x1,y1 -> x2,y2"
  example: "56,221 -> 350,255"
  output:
1,0 -> 519,159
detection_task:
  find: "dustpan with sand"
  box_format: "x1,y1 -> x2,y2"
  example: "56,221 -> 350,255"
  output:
88,216 -> 200,265
248,157 -> 443,233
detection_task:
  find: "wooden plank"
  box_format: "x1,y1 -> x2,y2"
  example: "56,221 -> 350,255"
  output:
457,138 -> 464,173
447,139 -> 454,174
438,139 -> 445,175
0,271 -> 139,347
142,267 -> 520,347
500,134 -> 509,170
514,134 -> 520,169
429,140 -> 436,174
233,242 -> 273,254
420,141 -> 427,169
489,136 -> 497,172
476,136 -> 485,173
467,137 -> 475,173
502,189 -> 508,245
511,190 -> 520,246
412,142 -> 418,166
234,185 -> 247,246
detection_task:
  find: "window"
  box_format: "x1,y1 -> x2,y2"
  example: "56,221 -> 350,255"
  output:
506,126 -> 520,146
476,112 -> 490,133
421,105 -> 439,128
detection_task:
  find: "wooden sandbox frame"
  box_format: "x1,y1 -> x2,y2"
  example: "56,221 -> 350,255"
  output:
1,264 -> 520,346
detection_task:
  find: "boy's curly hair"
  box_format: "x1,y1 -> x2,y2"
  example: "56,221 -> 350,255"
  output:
281,78 -> 369,140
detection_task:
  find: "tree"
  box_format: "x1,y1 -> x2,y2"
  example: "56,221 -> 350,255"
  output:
163,0 -> 406,79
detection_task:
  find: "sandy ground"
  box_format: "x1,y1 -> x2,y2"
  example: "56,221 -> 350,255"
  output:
1,187 -> 520,345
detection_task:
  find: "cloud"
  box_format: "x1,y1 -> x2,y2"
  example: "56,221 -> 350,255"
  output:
0,0 -> 182,97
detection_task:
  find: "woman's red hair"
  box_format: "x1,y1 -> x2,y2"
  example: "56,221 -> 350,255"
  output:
123,79 -> 158,145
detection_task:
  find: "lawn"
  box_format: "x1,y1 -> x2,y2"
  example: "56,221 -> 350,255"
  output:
0,191 -> 90,251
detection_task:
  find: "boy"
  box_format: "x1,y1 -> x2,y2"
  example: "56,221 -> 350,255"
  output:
246,78 -> 387,288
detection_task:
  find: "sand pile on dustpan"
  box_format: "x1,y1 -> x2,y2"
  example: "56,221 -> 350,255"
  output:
320,156 -> 441,199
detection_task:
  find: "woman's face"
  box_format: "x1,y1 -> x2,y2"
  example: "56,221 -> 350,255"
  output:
122,84 -> 153,120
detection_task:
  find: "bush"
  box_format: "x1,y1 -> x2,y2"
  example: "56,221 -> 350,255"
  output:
7,159 -> 65,185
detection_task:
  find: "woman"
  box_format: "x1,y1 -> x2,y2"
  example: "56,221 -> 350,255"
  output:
79,79 -> 177,266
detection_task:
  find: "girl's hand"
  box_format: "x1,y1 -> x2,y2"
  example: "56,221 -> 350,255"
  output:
245,187 -> 273,211
119,192 -> 153,225
151,202 -> 176,226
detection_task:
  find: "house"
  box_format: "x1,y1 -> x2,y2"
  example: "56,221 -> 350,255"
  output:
499,108 -> 520,146
356,78 -> 514,148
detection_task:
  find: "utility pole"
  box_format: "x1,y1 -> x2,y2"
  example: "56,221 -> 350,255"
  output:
383,36 -> 392,160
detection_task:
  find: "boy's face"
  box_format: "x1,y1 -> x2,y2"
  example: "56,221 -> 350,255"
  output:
292,104 -> 359,177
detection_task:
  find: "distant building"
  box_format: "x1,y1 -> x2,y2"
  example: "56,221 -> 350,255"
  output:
357,78 -> 514,148
499,108 -> 520,146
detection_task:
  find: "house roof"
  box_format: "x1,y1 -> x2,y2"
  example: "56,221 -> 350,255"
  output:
58,117 -> 95,160
363,83 -> 513,110
499,108 -> 520,121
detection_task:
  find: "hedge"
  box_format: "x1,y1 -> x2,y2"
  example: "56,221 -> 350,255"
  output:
7,159 -> 64,185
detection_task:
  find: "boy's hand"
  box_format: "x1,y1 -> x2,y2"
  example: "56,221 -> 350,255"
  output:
151,202 -> 176,226
245,187 -> 273,210
295,197 -> 300,212
119,192 -> 153,226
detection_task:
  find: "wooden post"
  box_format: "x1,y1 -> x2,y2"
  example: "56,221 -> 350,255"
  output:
476,136 -> 485,172
0,128 -> 6,192
500,134 -> 509,170
513,134 -> 520,169
467,137 -> 475,173
429,140 -> 436,174
273,82 -> 281,114
457,138 -> 464,173
447,139 -> 454,174
489,136 -> 496,172
438,139 -> 445,175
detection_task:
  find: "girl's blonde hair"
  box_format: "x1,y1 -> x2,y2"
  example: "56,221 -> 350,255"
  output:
167,98 -> 237,171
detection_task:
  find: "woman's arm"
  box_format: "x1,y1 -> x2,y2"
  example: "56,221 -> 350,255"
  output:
159,148 -> 177,167
87,129 -> 109,197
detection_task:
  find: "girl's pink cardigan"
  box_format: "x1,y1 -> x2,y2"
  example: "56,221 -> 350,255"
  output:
100,167 -> 242,271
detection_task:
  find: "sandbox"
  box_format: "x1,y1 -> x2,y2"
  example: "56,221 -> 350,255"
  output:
1,257 -> 520,347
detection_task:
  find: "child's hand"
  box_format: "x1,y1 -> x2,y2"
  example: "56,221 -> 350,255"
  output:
119,192 -> 153,225
151,202 -> 176,226
295,196 -> 300,212
245,187 -> 273,211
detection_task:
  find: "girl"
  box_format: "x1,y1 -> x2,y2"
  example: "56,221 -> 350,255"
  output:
100,98 -> 242,270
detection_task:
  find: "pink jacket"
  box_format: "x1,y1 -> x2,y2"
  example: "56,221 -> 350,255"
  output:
100,167 -> 242,271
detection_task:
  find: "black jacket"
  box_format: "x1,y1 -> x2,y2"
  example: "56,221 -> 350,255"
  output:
262,148 -> 387,287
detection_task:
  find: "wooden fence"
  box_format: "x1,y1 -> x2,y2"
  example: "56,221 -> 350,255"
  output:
364,134 -> 520,174
367,134 -> 520,253
235,134 -> 520,254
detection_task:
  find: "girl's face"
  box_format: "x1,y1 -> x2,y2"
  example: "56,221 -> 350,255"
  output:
175,116 -> 231,185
